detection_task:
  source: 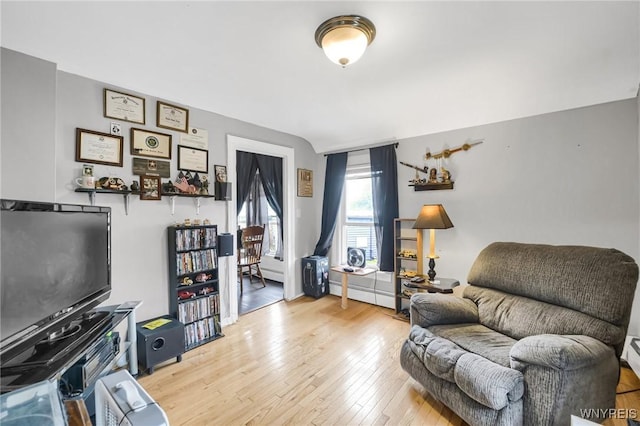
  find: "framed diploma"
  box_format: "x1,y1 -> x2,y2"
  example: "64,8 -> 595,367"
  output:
297,168 -> 313,197
178,145 -> 209,173
104,89 -> 145,124
75,128 -> 124,167
131,128 -> 172,159
157,101 -> 189,133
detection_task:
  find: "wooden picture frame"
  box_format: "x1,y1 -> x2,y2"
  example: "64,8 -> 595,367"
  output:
131,128 -> 172,159
157,101 -> 189,133
214,165 -> 227,182
140,175 -> 161,200
75,128 -> 124,167
178,146 -> 209,173
297,168 -> 313,197
104,89 -> 145,124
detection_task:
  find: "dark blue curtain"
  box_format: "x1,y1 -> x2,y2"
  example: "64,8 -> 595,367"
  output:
255,153 -> 284,257
370,144 -> 399,271
313,152 -> 348,256
236,151 -> 259,212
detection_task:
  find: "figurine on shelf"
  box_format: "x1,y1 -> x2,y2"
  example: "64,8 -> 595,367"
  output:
130,181 -> 140,192
200,175 -> 210,195
162,181 -> 176,194
181,276 -> 193,285
441,168 -> 452,183
98,177 -> 127,191
428,168 -> 438,183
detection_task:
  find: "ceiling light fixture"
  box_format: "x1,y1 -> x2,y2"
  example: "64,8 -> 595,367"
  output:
315,15 -> 376,67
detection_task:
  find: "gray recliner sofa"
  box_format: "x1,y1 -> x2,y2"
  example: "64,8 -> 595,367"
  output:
400,242 -> 638,426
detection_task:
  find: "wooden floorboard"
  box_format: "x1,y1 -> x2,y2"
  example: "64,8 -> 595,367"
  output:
138,295 -> 639,425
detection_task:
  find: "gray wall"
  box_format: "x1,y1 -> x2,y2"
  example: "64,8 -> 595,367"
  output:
395,99 -> 640,336
1,48 -> 320,324
1,49 -> 57,201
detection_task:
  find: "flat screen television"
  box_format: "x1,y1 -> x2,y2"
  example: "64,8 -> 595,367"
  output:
0,200 -> 111,361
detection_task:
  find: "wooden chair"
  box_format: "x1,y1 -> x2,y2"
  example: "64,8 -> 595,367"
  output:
237,225 -> 266,294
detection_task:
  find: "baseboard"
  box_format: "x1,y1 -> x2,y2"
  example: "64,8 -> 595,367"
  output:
328,282 -> 394,309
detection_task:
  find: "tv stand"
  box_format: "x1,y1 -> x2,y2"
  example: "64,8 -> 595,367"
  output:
0,301 -> 140,394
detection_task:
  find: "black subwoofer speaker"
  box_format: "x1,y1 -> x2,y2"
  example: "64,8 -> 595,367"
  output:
218,233 -> 234,257
136,316 -> 185,374
215,182 -> 232,200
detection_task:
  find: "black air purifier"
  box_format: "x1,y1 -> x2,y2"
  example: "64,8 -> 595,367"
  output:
302,255 -> 329,298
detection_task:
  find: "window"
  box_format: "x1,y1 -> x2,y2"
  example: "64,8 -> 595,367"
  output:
341,163 -> 378,265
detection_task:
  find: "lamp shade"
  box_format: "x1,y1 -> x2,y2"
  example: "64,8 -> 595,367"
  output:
412,204 -> 454,230
315,15 -> 376,67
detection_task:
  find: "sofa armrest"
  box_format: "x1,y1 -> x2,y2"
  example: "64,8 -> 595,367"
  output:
510,334 -> 615,371
410,293 -> 479,328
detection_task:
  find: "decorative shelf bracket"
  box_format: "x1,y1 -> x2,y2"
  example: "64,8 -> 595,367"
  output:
75,188 -> 132,215
169,196 -> 177,215
194,197 -> 201,215
123,193 -> 130,215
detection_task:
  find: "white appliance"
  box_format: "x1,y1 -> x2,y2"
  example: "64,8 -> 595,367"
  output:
94,370 -> 169,426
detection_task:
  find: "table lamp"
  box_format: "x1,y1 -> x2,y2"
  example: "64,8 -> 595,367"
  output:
412,204 -> 454,282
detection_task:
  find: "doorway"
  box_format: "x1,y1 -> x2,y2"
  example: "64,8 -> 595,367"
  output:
237,159 -> 283,314
225,135 -> 295,324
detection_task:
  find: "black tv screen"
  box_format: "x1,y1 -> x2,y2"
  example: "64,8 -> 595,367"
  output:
0,200 -> 111,354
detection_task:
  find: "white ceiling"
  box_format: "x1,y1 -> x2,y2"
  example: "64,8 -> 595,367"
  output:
2,1 -> 638,153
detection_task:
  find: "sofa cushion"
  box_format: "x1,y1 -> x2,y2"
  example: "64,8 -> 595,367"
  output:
455,353 -> 524,410
407,326 -> 466,382
406,325 -> 524,410
464,286 -> 626,347
466,242 -> 638,327
428,323 -> 517,367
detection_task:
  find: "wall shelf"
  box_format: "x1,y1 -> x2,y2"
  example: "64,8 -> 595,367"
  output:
75,188 -> 216,215
409,182 -> 454,191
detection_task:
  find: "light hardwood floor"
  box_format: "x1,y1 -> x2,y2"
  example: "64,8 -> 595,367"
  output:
138,296 -> 639,425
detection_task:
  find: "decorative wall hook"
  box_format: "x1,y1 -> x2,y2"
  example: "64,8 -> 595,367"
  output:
400,139 -> 484,191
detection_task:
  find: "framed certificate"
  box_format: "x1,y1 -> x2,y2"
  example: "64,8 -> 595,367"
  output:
131,128 -> 172,159
297,168 -> 313,197
104,89 -> 145,124
157,101 -> 189,133
178,145 -> 208,173
75,128 -> 124,167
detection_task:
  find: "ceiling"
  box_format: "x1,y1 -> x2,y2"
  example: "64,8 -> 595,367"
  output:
2,1 -> 638,153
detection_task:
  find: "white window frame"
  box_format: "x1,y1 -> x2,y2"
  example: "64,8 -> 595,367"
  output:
331,152 -> 376,266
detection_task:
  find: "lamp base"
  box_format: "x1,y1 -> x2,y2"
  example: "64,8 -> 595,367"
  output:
427,257 -> 436,281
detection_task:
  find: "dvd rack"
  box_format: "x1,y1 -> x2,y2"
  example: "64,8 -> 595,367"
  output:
167,224 -> 223,351
177,294 -> 219,324
183,316 -> 222,350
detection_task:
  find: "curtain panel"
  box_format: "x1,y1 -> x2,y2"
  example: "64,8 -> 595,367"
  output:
236,151 -> 259,212
313,152 -> 348,257
370,144 -> 399,271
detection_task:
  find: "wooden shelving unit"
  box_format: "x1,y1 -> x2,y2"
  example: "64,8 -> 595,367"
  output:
393,218 -> 424,320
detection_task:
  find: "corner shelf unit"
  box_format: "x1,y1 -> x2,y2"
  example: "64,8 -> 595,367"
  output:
394,218 -> 425,318
167,224 -> 223,351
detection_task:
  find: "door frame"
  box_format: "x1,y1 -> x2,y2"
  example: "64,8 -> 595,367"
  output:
225,134 -> 295,324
